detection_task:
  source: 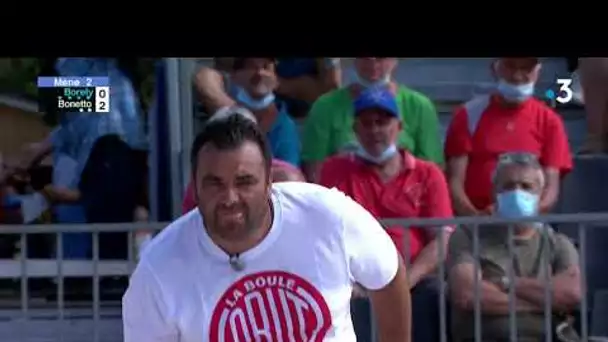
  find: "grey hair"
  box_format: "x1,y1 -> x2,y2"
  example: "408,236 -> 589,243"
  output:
492,152 -> 545,188
209,106 -> 258,124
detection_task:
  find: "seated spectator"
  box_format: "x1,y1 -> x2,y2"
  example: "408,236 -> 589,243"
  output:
445,57 -> 572,216
447,152 -> 581,342
301,57 -> 443,182
274,58 -> 342,117
319,87 -> 453,342
194,58 -> 300,166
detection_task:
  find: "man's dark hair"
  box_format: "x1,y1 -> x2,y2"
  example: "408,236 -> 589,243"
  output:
190,113 -> 273,178
233,58 -> 276,71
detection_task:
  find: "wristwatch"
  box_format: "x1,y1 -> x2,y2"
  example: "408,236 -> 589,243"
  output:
498,276 -> 511,292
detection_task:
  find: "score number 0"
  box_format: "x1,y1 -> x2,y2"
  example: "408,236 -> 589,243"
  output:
95,86 -> 110,112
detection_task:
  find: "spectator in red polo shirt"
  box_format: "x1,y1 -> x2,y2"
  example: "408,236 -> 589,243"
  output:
445,57 -> 572,216
319,87 -> 453,342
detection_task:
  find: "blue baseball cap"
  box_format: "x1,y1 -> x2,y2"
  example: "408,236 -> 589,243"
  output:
353,87 -> 400,119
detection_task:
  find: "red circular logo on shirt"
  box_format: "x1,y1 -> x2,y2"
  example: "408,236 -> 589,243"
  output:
209,270 -> 332,341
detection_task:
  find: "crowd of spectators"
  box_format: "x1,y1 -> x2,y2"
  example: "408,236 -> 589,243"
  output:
0,57 -> 596,340
188,57 -> 584,341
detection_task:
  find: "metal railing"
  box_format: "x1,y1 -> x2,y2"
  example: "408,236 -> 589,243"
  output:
0,213 -> 608,341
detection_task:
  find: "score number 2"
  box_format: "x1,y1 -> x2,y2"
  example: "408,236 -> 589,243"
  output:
95,86 -> 110,112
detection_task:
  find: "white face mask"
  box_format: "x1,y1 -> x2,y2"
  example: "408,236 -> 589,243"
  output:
235,86 -> 275,110
496,79 -> 535,102
354,142 -> 398,164
353,71 -> 391,88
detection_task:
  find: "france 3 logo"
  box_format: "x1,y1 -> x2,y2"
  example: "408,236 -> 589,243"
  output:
544,79 -> 575,105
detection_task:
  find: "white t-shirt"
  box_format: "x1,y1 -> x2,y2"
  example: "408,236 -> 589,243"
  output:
122,182 -> 399,342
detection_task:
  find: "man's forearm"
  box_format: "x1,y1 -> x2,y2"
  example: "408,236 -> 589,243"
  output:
539,185 -> 559,213
449,183 -> 479,216
193,67 -> 235,113
514,277 -> 578,311
460,281 -> 540,315
408,233 -> 449,288
30,139 -> 53,168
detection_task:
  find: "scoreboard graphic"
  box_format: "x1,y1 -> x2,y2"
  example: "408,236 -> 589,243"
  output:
37,77 -> 110,113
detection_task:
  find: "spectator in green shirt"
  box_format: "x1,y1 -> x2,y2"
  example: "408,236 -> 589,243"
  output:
301,58 -> 443,182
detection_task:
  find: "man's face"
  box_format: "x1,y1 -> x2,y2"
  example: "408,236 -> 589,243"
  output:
193,141 -> 271,242
232,58 -> 278,98
353,109 -> 401,156
354,58 -> 397,82
495,58 -> 541,85
494,164 -> 543,197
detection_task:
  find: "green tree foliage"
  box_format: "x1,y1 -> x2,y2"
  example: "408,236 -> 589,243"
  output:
0,58 -> 41,99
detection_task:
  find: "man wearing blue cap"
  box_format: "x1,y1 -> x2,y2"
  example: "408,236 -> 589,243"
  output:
319,87 -> 454,342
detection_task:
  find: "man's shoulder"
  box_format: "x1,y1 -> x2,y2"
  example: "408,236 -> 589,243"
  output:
411,155 -> 443,174
396,85 -> 435,110
272,181 -> 355,220
551,230 -> 577,250
322,153 -> 359,171
139,210 -> 201,268
309,88 -> 350,113
526,98 -> 566,123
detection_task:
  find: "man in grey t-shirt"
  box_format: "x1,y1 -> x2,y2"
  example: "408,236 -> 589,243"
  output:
447,152 -> 581,342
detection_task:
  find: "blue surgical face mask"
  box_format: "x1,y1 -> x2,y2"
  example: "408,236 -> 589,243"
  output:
496,79 -> 535,102
496,189 -> 539,219
235,86 -> 275,110
354,143 -> 398,165
353,71 -> 391,89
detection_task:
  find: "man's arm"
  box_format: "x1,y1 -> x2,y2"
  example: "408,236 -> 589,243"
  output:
539,111 -> 572,212
408,164 -> 453,288
448,230 -> 540,315
447,156 -> 480,216
408,230 -> 450,289
513,234 -> 582,312
369,259 -> 411,342
444,108 -> 481,216
338,189 -> 411,341
123,261 -> 178,342
17,133 -> 55,172
539,167 -> 561,213
193,66 -> 235,113
42,185 -> 80,204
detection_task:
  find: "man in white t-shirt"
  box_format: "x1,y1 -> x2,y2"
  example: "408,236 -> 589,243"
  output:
122,109 -> 412,341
